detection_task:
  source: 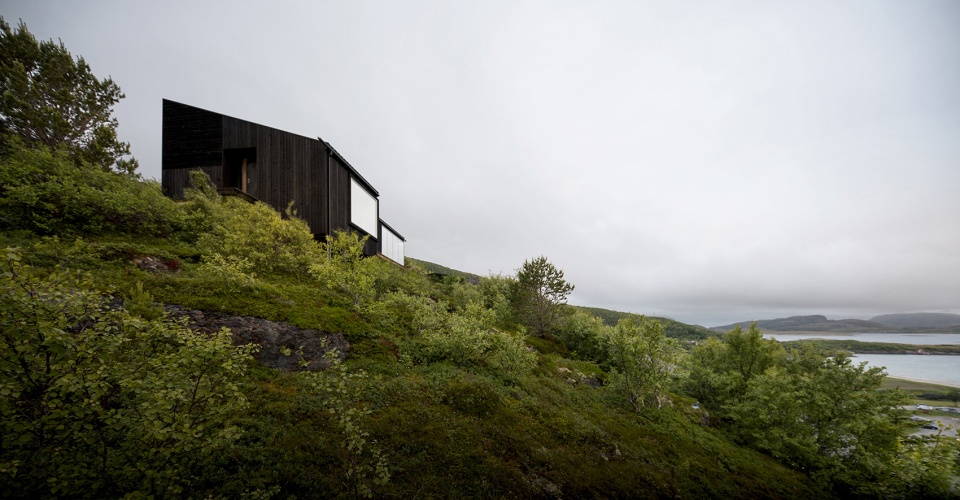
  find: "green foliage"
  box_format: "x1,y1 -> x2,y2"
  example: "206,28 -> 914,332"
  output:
571,306 -> 716,340
409,298 -> 535,379
881,430 -> 960,499
309,230 -> 377,311
683,324 -> 913,495
195,252 -> 259,291
0,229 -> 829,498
0,249 -> 255,496
0,146 -> 185,236
0,18 -> 136,173
367,256 -> 434,299
476,273 -> 516,325
606,316 -> 684,411
513,255 -> 574,337
727,346 -> 908,492
123,281 -> 164,320
683,324 -> 784,413
182,169 -> 322,275
196,195 -> 322,277
556,308 -> 610,363
301,348 -> 389,498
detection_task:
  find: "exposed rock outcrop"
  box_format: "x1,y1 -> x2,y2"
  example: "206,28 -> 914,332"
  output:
164,305 -> 348,371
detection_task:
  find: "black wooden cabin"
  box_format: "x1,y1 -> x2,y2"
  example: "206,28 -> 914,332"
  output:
161,99 -> 405,263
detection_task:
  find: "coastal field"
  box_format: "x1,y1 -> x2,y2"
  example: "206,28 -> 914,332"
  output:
884,378 -> 960,405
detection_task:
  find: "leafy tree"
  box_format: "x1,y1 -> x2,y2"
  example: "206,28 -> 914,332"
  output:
0,248 -> 255,496
725,344 -> 907,493
682,324 -> 784,414
682,325 -> 911,494
513,256 -> 574,337
606,316 -> 683,410
0,18 -> 136,173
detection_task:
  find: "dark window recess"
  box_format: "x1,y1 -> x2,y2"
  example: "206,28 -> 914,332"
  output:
223,148 -> 257,192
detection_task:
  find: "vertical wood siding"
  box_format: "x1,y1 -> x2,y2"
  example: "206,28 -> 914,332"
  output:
161,99 -> 386,256
161,100 -> 223,198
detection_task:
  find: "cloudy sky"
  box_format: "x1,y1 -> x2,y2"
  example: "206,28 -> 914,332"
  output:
5,1 -> 959,326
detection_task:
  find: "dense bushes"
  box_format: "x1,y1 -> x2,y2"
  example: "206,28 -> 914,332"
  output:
409,299 -> 535,378
184,171 -> 323,276
308,232 -> 535,378
679,325 -> 924,495
0,146 -> 185,236
0,249 -> 254,497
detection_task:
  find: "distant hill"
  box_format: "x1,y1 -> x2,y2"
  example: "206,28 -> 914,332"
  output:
870,312 -> 960,328
712,315 -> 886,332
406,256 -> 481,284
713,313 -> 960,333
571,305 -> 717,341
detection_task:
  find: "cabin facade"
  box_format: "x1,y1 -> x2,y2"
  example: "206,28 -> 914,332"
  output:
161,99 -> 405,263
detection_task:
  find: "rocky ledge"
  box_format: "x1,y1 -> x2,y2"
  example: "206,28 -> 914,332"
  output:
164,304 -> 349,371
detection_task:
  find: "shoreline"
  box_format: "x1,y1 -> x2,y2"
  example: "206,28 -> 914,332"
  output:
768,330 -> 960,335
763,333 -> 960,355
849,350 -> 960,355
885,377 -> 960,390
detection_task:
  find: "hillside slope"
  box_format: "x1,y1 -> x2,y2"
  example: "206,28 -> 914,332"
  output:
2,231 -> 820,498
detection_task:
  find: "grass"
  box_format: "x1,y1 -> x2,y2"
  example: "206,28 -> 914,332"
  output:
884,378 -> 960,406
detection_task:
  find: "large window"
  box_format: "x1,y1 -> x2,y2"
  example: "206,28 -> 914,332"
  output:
350,178 -> 378,237
381,223 -> 405,264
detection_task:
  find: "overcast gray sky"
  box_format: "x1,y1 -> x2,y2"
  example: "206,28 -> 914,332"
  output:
5,1 -> 959,327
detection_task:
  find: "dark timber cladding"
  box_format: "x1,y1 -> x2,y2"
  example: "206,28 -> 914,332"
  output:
161,99 -> 385,256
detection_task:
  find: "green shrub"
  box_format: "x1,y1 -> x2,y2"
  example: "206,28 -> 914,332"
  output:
606,316 -> 684,411
194,252 -> 259,291
477,273 -> 516,325
309,230 -> 377,311
198,198 -> 322,276
410,300 -> 535,379
557,309 -> 610,363
369,257 -> 434,299
300,348 -> 390,498
0,145 -> 185,236
0,248 -> 255,497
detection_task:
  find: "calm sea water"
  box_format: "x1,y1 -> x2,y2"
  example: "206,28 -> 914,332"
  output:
763,333 -> 960,387
853,354 -> 960,388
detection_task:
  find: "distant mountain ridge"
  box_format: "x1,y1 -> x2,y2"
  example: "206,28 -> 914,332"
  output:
870,313 -> 960,328
713,313 -> 960,333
